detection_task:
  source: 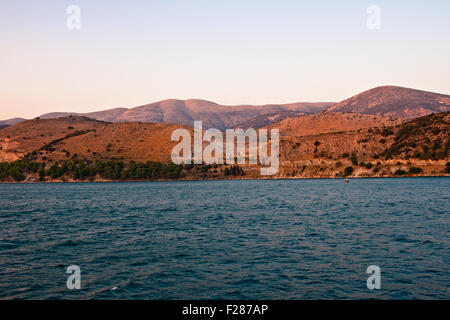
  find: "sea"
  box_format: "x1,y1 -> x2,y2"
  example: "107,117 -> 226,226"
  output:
0,178 -> 449,299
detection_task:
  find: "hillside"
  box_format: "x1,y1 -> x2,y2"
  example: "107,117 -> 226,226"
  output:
0,118 -> 27,129
265,112 -> 401,137
0,116 -> 189,163
382,112 -> 449,160
0,117 -> 106,162
327,86 -> 450,118
275,112 -> 449,178
0,112 -> 448,182
39,99 -> 332,129
233,110 -> 309,129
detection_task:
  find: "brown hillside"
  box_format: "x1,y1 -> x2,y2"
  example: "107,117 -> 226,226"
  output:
327,86 -> 450,118
0,116 -> 191,163
40,122 -> 191,163
274,112 -> 449,178
1,112 -> 448,181
0,117 -> 106,162
265,112 -> 401,137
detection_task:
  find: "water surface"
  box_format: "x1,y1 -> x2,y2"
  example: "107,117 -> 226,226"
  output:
0,178 -> 449,299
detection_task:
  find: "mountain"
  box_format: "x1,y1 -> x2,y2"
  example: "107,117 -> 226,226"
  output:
40,108 -> 128,123
232,110 -> 310,129
327,86 -> 450,118
39,99 -> 332,129
0,118 -> 27,130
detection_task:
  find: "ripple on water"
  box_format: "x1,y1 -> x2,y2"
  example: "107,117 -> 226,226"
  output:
0,178 -> 449,299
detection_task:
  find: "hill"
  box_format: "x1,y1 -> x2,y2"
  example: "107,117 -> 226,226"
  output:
382,112 -> 449,160
0,116 -> 107,162
39,99 -> 332,129
0,118 -> 27,129
265,112 -> 401,137
0,116 -> 189,163
327,86 -> 450,118
274,112 -> 449,178
1,110 -> 448,182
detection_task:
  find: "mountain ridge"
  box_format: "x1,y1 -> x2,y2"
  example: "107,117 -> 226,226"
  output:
38,99 -> 332,129
3,86 -> 450,129
327,85 -> 450,118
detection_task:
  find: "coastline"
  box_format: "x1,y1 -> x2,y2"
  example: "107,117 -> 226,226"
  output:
1,174 -> 449,184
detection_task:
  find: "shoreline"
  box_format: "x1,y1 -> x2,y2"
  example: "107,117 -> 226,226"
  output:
1,174 -> 449,184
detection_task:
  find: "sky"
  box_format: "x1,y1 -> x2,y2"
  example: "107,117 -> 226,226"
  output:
1,0 -> 450,120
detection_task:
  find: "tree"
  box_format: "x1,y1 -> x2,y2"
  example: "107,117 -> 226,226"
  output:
394,169 -> 407,176
351,153 -> 358,166
11,167 -> 25,181
408,167 -> 422,174
344,166 -> 354,176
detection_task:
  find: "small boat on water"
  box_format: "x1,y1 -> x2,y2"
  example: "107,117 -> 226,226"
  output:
344,179 -> 350,183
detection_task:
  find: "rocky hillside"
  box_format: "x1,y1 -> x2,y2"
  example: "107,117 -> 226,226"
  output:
265,112 -> 401,137
327,86 -> 450,118
274,112 -> 449,178
0,112 -> 448,182
0,116 -> 189,163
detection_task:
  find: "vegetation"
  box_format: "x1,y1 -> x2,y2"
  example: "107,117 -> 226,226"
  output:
408,167 -> 423,174
381,127 -> 394,137
40,130 -> 94,152
344,166 -> 354,176
0,157 -> 249,182
0,158 -> 42,181
445,162 -> 450,174
350,153 -> 358,166
224,165 -> 245,176
382,112 -> 449,160
394,169 -> 408,176
0,158 -> 185,182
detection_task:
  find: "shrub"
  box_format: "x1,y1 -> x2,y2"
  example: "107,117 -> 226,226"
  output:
394,169 -> 407,176
408,167 -> 422,174
344,166 -> 354,176
381,127 -> 394,136
351,153 -> 358,166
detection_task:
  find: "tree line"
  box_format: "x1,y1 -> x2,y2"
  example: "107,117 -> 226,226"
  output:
0,158 -> 184,182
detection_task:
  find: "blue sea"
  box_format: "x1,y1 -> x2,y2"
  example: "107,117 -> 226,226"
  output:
0,178 -> 449,299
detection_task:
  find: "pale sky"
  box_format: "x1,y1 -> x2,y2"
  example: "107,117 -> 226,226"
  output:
1,0 -> 450,120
